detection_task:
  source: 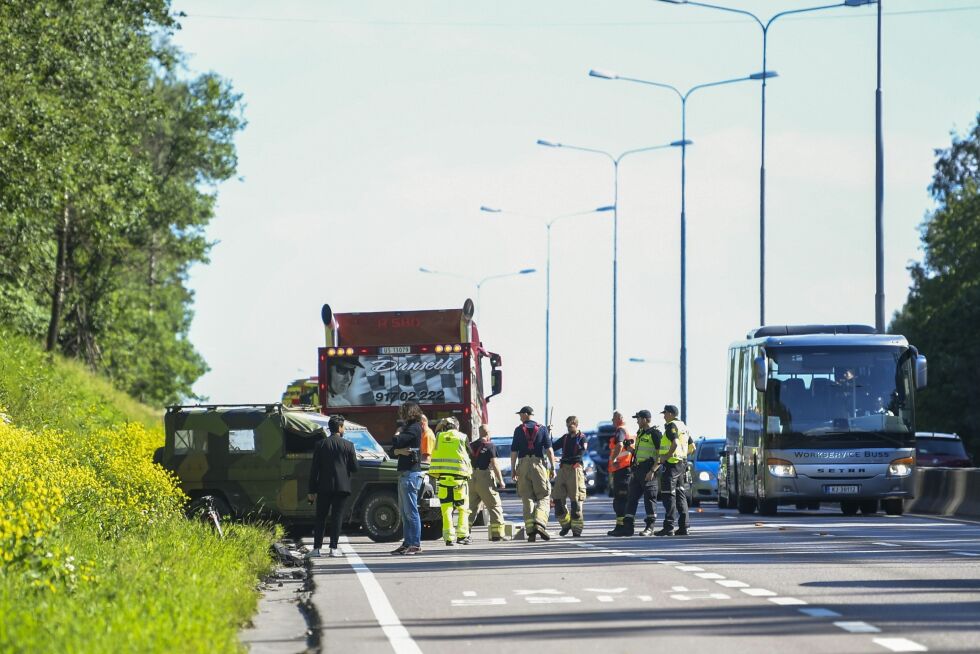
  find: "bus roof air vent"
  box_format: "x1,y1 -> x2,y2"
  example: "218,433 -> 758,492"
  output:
747,324 -> 877,339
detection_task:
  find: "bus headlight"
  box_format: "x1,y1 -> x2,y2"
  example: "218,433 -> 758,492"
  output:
767,458 -> 797,478
888,457 -> 914,477
698,471 -> 712,482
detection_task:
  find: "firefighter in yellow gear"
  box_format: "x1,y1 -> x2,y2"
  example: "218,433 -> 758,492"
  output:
552,416 -> 588,537
429,417 -> 474,545
510,406 -> 557,541
468,425 -> 507,541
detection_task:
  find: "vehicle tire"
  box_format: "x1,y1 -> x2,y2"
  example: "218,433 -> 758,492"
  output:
795,503 -> 807,511
859,500 -> 879,515
807,501 -> 820,511
882,498 -> 904,516
758,499 -> 778,516
840,500 -> 859,516
361,491 -> 402,542
737,495 -> 757,514
717,494 -> 730,509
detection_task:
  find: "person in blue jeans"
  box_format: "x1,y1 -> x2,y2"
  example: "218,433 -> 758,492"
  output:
391,401 -> 425,555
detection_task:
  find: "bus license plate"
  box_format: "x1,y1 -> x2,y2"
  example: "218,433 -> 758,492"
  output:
823,485 -> 860,494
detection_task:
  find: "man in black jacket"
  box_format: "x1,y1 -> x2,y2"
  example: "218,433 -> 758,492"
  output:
307,415 -> 358,558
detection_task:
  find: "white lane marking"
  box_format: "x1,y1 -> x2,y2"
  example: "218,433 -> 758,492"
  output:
769,597 -> 808,606
872,542 -> 901,547
637,595 -> 653,602
671,593 -> 730,601
584,587 -> 627,594
597,596 -> 614,602
834,621 -> 881,633
676,565 -> 705,572
620,552 -> 638,557
526,596 -> 581,604
724,516 -> 736,519
452,598 -> 506,606
950,551 -> 980,557
872,637 -> 928,652
671,586 -> 689,592
643,557 -> 664,561
716,580 -> 749,588
514,589 -> 563,595
799,608 -> 842,618
658,561 -> 682,566
740,588 -> 777,597
338,538 -> 423,654
462,591 -> 476,597
695,572 -> 725,580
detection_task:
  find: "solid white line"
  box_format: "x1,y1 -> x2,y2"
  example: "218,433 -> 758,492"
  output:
834,621 -> 881,633
740,588 -> 777,597
950,551 -> 980,557
769,597 -> 807,606
799,608 -> 841,618
872,542 -> 901,547
338,539 -> 423,654
872,637 -> 928,652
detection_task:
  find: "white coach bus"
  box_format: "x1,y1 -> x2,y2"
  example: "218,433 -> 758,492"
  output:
718,324 -> 928,517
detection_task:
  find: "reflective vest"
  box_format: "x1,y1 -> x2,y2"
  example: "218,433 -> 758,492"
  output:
429,429 -> 473,479
608,428 -> 633,473
662,419 -> 692,464
634,428 -> 661,464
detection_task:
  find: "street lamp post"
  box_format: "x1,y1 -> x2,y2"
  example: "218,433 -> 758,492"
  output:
536,139 -> 686,413
658,0 -> 877,327
418,266 -> 537,323
588,69 -> 770,422
480,205 -> 614,424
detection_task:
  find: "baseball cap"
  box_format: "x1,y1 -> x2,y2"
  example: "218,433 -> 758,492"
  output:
632,410 -> 652,420
660,404 -> 679,415
516,406 -> 534,415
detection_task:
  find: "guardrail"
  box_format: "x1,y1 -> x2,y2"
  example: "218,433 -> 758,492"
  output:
905,468 -> 980,518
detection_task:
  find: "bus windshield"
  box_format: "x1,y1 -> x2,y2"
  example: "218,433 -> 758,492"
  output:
766,346 -> 914,446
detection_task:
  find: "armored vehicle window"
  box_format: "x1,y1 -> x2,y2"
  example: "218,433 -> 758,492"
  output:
229,429 -> 256,453
174,429 -> 192,454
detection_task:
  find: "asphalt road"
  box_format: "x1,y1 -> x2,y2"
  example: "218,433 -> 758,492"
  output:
306,491 -> 980,654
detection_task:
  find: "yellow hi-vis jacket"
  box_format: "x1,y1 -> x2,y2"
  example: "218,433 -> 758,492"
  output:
659,419 -> 692,464
428,429 -> 473,480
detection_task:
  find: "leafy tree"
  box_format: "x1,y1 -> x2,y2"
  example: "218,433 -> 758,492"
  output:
891,113 -> 980,460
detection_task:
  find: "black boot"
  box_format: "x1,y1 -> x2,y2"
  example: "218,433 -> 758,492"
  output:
616,517 -> 634,537
607,520 -> 625,536
559,522 -> 572,537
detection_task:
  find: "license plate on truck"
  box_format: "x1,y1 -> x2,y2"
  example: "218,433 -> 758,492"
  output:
823,485 -> 860,494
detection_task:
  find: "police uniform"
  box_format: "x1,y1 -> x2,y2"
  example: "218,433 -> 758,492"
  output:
656,406 -> 691,536
511,408 -> 553,541
621,411 -> 662,537
429,427 -> 474,545
606,423 -> 634,536
468,438 -> 506,541
552,430 -> 588,537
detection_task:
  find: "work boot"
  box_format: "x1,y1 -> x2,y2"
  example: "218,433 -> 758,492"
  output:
527,530 -> 537,543
615,517 -> 634,537
445,540 -> 455,546
536,525 -> 552,541
639,525 -> 656,537
559,523 -> 572,537
654,527 -> 674,537
456,536 -> 472,545
572,531 -> 583,537
675,527 -> 689,536
607,521 -> 626,536
491,536 -> 503,542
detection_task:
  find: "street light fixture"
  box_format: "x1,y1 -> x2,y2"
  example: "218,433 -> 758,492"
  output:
588,68 -> 769,422
657,0 -> 877,328
536,139 -> 686,413
480,205 -> 613,421
418,266 -> 537,322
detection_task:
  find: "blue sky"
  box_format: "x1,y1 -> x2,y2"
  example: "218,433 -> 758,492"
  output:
172,0 -> 980,435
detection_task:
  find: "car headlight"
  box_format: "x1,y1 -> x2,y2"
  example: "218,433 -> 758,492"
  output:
698,471 -> 712,482
888,456 -> 913,477
766,457 -> 796,478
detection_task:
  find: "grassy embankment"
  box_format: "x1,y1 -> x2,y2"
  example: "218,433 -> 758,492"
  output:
0,330 -> 276,653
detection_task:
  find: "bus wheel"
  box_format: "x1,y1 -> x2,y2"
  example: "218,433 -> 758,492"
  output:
758,499 -> 778,516
840,500 -> 859,516
882,499 -> 904,516
737,496 -> 757,514
859,500 -> 879,515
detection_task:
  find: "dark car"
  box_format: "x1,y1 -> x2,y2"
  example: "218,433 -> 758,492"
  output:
589,423 -> 614,494
915,432 -> 972,467
158,404 -> 442,541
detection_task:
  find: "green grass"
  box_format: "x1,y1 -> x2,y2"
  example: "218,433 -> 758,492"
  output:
0,329 -> 276,653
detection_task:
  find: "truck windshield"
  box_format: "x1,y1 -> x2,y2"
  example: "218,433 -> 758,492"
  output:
766,346 -> 914,447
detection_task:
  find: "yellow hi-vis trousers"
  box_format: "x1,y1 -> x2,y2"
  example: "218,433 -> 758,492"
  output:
437,477 -> 470,541
516,456 -> 551,533
468,469 -> 505,539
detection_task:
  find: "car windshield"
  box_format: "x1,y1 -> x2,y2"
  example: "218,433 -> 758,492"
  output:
916,439 -> 967,457
766,345 -> 915,447
697,442 -> 723,461
345,430 -> 388,460
492,441 -> 511,458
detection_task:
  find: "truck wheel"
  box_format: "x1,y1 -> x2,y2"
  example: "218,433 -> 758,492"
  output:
758,499 -> 778,516
361,491 -> 402,542
859,500 -> 879,515
882,499 -> 904,516
840,500 -> 859,516
737,496 -> 757,514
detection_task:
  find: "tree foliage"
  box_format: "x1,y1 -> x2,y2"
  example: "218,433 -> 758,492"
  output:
0,1 -> 244,405
891,113 -> 980,459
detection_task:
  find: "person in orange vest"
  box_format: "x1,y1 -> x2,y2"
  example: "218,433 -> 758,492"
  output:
606,410 -> 635,536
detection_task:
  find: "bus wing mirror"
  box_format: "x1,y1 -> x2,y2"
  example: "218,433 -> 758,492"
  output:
753,356 -> 768,392
487,369 -> 503,402
915,355 -> 927,389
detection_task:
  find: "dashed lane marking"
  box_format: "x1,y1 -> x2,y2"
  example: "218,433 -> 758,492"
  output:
597,596 -> 614,602
514,589 -> 563,595
872,637 -> 928,652
716,580 -> 750,588
525,596 -> 581,604
451,598 -> 506,606
834,621 -> 881,633
740,588 -> 777,597
676,565 -> 705,572
695,572 -> 725,579
799,608 -> 842,618
769,597 -> 808,606
462,591 -> 476,597
671,592 -> 731,601
583,588 -> 627,594
671,586 -> 689,592
637,595 -> 653,602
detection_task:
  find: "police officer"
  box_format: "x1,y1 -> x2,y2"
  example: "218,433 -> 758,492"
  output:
552,416 -> 588,537
468,425 -> 507,542
606,410 -> 634,537
654,405 -> 691,536
618,410 -> 662,537
510,406 -> 556,542
429,417 -> 474,546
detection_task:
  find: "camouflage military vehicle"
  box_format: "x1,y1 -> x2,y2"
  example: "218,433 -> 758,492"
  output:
156,404 -> 442,541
